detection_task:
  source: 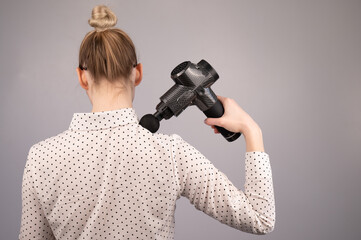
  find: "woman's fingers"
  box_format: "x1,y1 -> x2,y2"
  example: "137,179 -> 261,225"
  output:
211,125 -> 220,134
217,95 -> 226,102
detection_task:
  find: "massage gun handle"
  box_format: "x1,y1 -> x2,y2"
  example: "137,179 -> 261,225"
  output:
203,100 -> 241,142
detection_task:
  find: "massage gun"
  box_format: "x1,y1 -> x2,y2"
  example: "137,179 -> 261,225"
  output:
139,60 -> 241,142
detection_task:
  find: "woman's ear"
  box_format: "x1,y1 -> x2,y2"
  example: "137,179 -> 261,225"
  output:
76,67 -> 89,90
134,63 -> 143,87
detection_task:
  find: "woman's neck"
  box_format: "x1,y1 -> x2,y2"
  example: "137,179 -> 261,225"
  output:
90,83 -> 133,113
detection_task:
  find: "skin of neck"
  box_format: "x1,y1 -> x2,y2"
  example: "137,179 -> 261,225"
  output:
88,79 -> 134,112
76,64 -> 143,113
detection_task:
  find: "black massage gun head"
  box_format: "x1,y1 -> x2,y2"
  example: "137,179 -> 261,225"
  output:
139,114 -> 160,133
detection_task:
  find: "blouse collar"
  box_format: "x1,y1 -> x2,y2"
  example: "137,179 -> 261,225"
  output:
68,108 -> 139,131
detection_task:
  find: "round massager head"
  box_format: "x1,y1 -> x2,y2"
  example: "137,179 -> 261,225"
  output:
139,114 -> 160,133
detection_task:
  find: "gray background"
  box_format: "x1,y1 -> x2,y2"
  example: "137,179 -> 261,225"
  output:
1,0 -> 360,239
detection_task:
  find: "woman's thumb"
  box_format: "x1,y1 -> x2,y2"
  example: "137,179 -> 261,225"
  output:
204,117 -> 221,126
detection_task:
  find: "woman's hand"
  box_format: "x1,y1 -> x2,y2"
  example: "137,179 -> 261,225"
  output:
204,95 -> 265,152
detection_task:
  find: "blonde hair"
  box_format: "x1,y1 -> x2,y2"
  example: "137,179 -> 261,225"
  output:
79,5 -> 137,85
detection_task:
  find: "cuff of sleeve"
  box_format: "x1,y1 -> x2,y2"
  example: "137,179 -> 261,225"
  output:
245,151 -> 272,179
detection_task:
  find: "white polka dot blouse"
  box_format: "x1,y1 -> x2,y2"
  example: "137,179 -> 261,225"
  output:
19,108 -> 275,239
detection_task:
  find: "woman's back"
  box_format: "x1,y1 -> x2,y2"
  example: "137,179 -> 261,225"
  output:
20,108 -> 274,239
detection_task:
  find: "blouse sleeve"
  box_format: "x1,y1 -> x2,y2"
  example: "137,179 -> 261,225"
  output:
171,134 -> 275,234
19,148 -> 56,240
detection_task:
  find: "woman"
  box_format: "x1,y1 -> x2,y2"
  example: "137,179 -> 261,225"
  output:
19,5 -> 275,239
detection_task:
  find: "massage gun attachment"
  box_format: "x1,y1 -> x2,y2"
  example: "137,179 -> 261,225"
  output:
139,60 -> 241,142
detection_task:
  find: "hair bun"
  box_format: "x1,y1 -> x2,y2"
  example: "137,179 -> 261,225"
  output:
88,5 -> 117,32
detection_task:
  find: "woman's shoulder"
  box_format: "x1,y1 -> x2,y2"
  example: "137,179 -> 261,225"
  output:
27,130 -> 71,158
152,132 -> 182,141
137,125 -> 189,151
137,122 -> 184,142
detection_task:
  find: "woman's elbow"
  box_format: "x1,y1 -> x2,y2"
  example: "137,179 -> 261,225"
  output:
254,223 -> 275,235
252,216 -> 276,235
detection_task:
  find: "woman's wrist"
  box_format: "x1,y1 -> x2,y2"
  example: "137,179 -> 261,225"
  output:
243,124 -> 265,152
